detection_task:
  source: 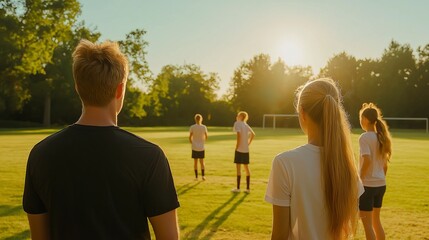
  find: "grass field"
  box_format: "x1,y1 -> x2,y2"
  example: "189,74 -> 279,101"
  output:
0,126 -> 428,239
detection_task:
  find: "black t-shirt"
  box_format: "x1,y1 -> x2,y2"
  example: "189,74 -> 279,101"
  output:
23,124 -> 180,240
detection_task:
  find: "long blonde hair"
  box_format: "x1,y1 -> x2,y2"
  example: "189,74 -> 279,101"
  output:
360,103 -> 392,161
296,78 -> 359,239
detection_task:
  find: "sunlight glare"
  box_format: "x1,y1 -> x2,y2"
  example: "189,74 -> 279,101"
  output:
279,41 -> 304,66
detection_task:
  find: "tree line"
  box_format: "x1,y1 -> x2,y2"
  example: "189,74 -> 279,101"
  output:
1,1 -> 428,129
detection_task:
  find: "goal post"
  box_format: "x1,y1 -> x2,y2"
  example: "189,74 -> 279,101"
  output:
262,115 -> 428,133
263,114 -> 299,129
383,117 -> 428,133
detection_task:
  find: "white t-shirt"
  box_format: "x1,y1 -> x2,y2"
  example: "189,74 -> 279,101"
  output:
233,121 -> 254,153
189,124 -> 207,151
359,132 -> 386,187
265,144 -> 364,240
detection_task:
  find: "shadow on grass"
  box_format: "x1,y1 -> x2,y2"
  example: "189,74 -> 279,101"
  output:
177,181 -> 202,196
185,193 -> 248,240
0,205 -> 23,217
4,230 -> 30,240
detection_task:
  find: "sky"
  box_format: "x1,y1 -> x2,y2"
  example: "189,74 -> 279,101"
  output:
79,0 -> 429,96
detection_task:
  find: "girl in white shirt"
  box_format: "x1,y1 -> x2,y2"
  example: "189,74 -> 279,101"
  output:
358,103 -> 392,240
232,111 -> 255,193
189,114 -> 208,180
265,78 -> 362,239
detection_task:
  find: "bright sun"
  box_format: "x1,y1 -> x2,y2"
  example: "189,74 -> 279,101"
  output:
279,41 -> 304,66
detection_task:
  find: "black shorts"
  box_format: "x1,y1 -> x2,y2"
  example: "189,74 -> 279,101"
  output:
234,151 -> 249,164
192,150 -> 205,159
359,185 -> 386,211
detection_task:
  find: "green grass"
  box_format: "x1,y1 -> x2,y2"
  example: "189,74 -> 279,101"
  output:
0,127 -> 428,239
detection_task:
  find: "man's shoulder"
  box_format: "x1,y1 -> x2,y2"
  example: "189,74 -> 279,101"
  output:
116,128 -> 160,149
32,127 -> 70,150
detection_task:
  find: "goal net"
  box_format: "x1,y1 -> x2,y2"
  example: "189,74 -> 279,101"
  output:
262,114 -> 299,129
383,117 -> 428,133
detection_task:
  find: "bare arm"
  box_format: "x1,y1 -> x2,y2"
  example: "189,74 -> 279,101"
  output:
27,213 -> 50,240
236,132 -> 241,150
383,161 -> 388,175
271,205 -> 290,240
204,131 -> 208,141
149,209 -> 179,240
248,130 -> 255,145
360,155 -> 371,178
189,132 -> 193,144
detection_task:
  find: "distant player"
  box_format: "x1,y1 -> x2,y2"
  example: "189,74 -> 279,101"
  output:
359,103 -> 392,240
189,114 -> 208,180
231,111 -> 255,193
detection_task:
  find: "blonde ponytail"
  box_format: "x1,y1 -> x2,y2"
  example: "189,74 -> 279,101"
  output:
297,78 -> 359,239
360,103 -> 392,161
322,96 -> 358,238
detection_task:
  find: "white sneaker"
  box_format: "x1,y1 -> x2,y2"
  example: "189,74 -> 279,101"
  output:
231,188 -> 240,193
243,189 -> 250,194
202,176 -> 206,181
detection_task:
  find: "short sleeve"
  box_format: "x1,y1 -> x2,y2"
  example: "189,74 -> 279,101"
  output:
204,126 -> 208,134
359,135 -> 371,156
265,156 -> 291,206
23,150 -> 47,214
142,148 -> 180,217
233,121 -> 241,132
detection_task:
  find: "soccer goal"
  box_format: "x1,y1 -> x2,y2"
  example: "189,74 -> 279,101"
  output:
263,114 -> 299,129
383,117 -> 428,133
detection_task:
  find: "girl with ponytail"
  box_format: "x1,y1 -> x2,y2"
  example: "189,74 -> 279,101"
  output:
265,78 -> 363,239
358,103 -> 392,240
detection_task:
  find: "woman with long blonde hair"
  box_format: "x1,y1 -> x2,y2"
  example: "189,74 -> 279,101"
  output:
358,103 -> 392,240
265,78 -> 363,239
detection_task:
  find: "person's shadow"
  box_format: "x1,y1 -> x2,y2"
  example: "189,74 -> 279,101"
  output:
176,181 -> 202,196
184,193 -> 248,240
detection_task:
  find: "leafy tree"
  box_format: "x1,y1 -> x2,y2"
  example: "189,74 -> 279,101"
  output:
118,29 -> 152,124
228,54 -> 310,126
0,0 -> 81,126
319,52 -> 358,118
146,64 -> 219,125
378,41 -> 416,118
411,44 -> 429,118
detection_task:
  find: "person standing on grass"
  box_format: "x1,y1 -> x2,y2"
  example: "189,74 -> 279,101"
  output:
265,78 -> 364,239
231,111 -> 255,193
189,113 -> 208,180
358,103 -> 392,240
22,40 -> 180,240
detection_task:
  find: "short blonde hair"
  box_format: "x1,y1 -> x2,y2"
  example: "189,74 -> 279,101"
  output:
194,114 -> 203,124
237,111 -> 249,122
72,39 -> 128,106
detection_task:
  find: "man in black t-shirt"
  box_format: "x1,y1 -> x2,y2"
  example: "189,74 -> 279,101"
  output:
23,40 -> 180,240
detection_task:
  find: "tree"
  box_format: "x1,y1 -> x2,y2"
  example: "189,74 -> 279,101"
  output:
146,64 -> 219,125
0,0 -> 81,126
411,44 -> 429,118
228,54 -> 311,126
319,52 -> 359,120
118,29 -> 152,124
378,41 -> 416,118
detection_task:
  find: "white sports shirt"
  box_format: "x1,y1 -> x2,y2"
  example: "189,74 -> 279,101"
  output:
265,144 -> 364,239
189,124 -> 208,151
359,131 -> 386,187
233,121 -> 253,153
